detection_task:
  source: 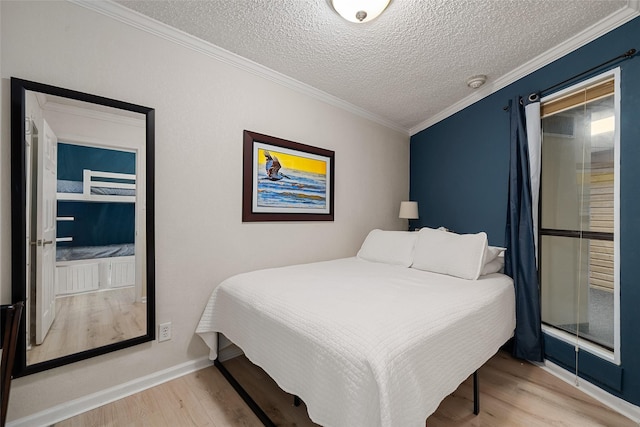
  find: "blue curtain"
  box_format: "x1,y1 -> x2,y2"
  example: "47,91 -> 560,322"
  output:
504,97 -> 544,362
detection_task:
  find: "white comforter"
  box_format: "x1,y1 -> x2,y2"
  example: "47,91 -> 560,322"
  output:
196,257 -> 515,427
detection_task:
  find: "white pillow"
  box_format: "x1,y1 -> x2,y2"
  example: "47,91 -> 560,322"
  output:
481,245 -> 506,275
412,227 -> 488,280
484,245 -> 506,264
481,257 -> 505,275
357,229 -> 417,267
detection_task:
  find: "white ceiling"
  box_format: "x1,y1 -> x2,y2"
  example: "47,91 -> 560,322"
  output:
97,0 -> 638,135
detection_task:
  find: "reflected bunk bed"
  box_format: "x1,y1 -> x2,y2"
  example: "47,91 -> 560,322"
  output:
56,168 -> 137,294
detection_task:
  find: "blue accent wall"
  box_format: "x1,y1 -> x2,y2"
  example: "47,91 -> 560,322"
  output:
410,17 -> 640,406
57,202 -> 134,246
57,143 -> 136,247
57,142 -> 135,180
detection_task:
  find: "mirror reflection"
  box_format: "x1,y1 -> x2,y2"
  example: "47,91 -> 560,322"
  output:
21,89 -> 149,367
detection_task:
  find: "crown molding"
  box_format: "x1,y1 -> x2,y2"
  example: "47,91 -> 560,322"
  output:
68,0 -> 409,135
68,0 -> 639,137
409,1 -> 640,136
39,97 -> 145,128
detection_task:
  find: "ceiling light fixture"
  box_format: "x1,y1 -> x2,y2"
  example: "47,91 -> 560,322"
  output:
331,0 -> 391,23
466,75 -> 487,89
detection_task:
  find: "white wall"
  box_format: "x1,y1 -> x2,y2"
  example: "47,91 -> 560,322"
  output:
0,1 -> 409,422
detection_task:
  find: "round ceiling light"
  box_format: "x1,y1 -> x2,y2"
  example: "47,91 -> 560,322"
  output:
466,75 -> 487,89
331,0 -> 391,23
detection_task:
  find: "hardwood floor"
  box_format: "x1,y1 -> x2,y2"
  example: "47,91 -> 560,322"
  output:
55,351 -> 637,427
27,287 -> 146,365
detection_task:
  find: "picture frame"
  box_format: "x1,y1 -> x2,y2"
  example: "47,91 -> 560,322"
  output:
242,130 -> 335,222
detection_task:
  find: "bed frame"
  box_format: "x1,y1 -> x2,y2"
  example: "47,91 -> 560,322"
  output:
56,168 -> 137,296
214,333 -> 481,426
57,169 -> 136,203
56,255 -> 135,295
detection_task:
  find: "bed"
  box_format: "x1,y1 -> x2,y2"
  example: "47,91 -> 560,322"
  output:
196,228 -> 515,427
55,168 -> 137,295
55,244 -> 136,295
57,169 -> 136,203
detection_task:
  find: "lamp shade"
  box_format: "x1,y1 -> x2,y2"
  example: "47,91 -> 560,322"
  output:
399,201 -> 419,219
331,0 -> 391,23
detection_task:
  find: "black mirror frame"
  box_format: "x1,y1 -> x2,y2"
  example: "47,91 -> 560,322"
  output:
10,77 -> 155,377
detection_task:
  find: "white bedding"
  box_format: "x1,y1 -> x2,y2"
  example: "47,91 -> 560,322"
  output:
196,257 -> 515,427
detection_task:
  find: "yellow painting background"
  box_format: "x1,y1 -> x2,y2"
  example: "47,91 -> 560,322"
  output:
257,149 -> 326,175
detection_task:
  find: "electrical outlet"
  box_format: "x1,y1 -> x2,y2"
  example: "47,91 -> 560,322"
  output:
158,322 -> 172,342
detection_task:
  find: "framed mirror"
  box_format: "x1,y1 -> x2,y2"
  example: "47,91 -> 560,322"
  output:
10,78 -> 155,376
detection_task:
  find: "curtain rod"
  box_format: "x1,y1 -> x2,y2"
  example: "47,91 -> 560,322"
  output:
541,48 -> 635,95
503,47 -> 636,111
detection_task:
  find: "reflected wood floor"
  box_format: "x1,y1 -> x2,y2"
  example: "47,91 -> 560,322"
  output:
28,287 -> 146,365
55,351 -> 637,427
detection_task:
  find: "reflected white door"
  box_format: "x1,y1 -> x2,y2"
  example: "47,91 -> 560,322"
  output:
25,120 -> 35,349
35,119 -> 58,345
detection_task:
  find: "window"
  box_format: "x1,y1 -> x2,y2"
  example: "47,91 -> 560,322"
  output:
540,69 -> 620,363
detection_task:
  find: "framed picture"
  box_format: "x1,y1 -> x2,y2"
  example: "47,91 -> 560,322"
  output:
242,130 -> 334,222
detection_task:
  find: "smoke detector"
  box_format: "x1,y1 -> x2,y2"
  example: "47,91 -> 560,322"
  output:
466,75 -> 487,89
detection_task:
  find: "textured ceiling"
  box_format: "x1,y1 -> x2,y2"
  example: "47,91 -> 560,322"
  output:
114,0 -> 632,134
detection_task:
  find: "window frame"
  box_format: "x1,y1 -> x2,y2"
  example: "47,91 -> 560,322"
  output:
539,67 -> 621,365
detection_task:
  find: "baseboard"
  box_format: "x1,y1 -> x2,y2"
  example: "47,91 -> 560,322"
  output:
16,350 -> 635,426
7,356 -> 213,427
537,359 -> 640,424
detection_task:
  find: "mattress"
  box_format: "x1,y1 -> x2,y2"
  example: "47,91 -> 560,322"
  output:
196,257 -> 515,427
57,179 -> 136,196
56,243 -> 135,262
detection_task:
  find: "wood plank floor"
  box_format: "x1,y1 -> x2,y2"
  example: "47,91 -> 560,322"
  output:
55,351 -> 637,426
28,287 -> 146,365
